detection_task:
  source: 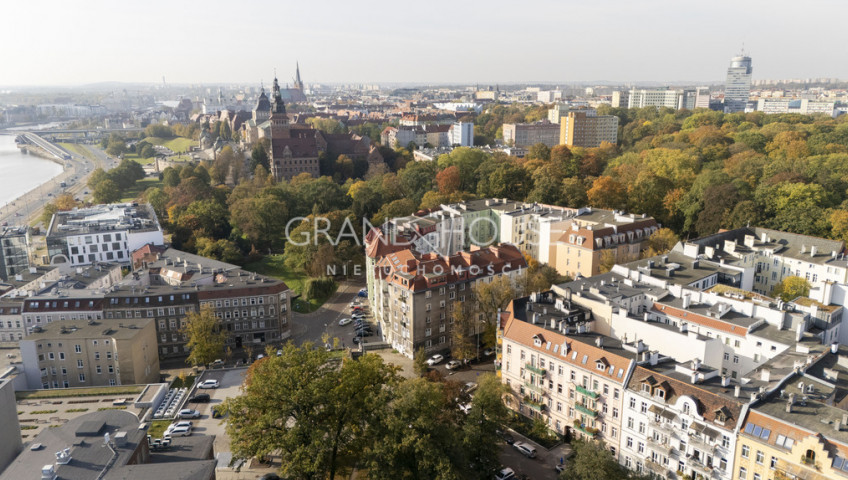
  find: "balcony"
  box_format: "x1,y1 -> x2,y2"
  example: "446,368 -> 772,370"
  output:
525,363 -> 546,376
572,421 -> 597,438
645,459 -> 667,476
575,384 -> 599,400
524,381 -> 543,394
575,403 -> 598,418
688,434 -> 718,453
688,455 -> 713,477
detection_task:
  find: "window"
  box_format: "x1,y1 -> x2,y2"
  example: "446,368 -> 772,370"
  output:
738,467 -> 747,480
741,445 -> 749,459
79,373 -> 86,382
755,451 -> 764,465
74,344 -> 81,353
770,456 -> 777,469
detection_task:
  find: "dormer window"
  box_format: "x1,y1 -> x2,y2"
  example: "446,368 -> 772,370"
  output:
655,389 -> 665,400
641,383 -> 651,393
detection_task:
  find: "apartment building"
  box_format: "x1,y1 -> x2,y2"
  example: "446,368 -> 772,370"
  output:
0,298 -> 24,343
370,244 -> 526,358
620,361 -> 745,480
680,227 -> 848,296
19,317 -> 160,389
547,104 -> 597,124
0,226 -> 30,281
0,379 -> 21,473
502,122 -> 561,148
114,247 -> 292,358
756,98 -> 836,116
559,111 -> 619,148
734,344 -> 848,480
500,291 -> 637,456
550,210 -> 659,279
46,203 -> 164,267
448,122 -> 474,147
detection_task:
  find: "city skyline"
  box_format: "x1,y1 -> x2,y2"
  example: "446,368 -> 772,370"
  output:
2,0 -> 847,87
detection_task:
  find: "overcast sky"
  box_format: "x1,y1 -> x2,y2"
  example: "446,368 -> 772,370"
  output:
1,0 -> 846,87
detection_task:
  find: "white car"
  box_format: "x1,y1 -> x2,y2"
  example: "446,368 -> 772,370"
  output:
198,379 -> 219,389
463,382 -> 478,394
165,421 -> 193,434
495,467 -> 515,480
178,409 -> 201,419
459,403 -> 472,414
165,425 -> 192,437
513,442 -> 537,458
426,354 -> 444,366
446,360 -> 462,370
339,317 -> 353,326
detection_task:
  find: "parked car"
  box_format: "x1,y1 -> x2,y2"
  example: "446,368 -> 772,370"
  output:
482,348 -> 495,357
356,330 -> 374,337
339,317 -> 353,326
198,379 -> 219,389
178,409 -> 201,419
459,403 -> 472,414
358,289 -> 368,297
495,467 -> 515,480
211,359 -> 224,366
188,393 -> 210,403
463,382 -> 478,394
426,354 -> 444,366
496,429 -> 515,445
513,442 -> 537,458
555,464 -> 566,473
165,425 -> 192,437
446,360 -> 462,370
166,421 -> 193,434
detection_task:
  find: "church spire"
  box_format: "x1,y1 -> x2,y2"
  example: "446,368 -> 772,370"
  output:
294,62 -> 304,91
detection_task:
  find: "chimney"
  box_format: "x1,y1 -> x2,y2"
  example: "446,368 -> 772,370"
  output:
643,312 -> 649,322
682,294 -> 691,309
832,343 -> 839,354
721,375 -> 730,387
787,393 -> 795,412
650,351 -> 659,366
751,392 -> 759,402
692,358 -> 701,371
637,339 -> 645,353
595,336 -> 604,348
734,385 -> 741,397
761,369 -> 770,382
761,232 -> 767,242
836,421 -> 842,432
811,246 -> 818,257
691,371 -> 699,384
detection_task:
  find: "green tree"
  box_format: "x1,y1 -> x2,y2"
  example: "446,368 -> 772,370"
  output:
249,138 -> 271,172
366,378 -> 465,480
559,440 -> 634,480
227,344 -> 400,480
182,306 -> 227,367
460,374 -> 510,479
93,178 -> 121,203
644,228 -> 680,257
526,142 -> 551,161
413,349 -> 429,377
450,300 -> 478,362
771,276 -> 811,302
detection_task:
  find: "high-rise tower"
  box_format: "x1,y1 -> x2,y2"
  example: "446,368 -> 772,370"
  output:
724,54 -> 753,113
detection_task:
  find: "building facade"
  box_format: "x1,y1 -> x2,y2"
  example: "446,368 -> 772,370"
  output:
0,226 -> 30,281
502,122 -> 561,148
560,111 -> 619,148
46,203 -> 164,267
19,318 -> 160,389
370,244 -> 526,358
725,55 -> 753,113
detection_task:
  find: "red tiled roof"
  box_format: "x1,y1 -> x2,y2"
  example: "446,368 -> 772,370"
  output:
652,302 -> 748,337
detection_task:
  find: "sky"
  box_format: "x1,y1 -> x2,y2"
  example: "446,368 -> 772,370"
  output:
1,0 -> 846,87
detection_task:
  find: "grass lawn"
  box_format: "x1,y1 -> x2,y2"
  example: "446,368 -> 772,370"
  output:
16,385 -> 144,400
243,255 -> 338,313
120,177 -> 163,202
123,152 -> 155,165
144,136 -> 196,154
59,142 -> 96,161
148,420 -> 171,439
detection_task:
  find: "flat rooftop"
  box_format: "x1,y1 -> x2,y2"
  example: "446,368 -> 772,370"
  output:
47,203 -> 160,237
24,318 -> 152,341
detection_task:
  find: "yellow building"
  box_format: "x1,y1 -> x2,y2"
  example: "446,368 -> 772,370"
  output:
559,111 -> 619,148
734,348 -> 848,480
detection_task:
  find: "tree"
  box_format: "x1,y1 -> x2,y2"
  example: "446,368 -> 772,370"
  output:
586,176 -> 627,211
460,374 -> 510,479
559,440 -> 633,480
93,178 -> 121,203
413,349 -> 429,377
526,142 -> 551,161
771,276 -> 811,302
644,228 -> 680,257
450,301 -> 478,362
473,276 -> 516,348
227,344 -> 400,480
436,165 -> 461,195
182,306 -> 227,367
366,378 -> 466,480
250,138 -> 271,172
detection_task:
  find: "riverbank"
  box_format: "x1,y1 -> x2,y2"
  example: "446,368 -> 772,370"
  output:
16,143 -> 66,166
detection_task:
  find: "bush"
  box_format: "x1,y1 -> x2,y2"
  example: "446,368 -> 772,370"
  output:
31,410 -> 58,414
303,277 -> 336,301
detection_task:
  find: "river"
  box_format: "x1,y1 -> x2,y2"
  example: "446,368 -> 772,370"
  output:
0,134 -> 64,206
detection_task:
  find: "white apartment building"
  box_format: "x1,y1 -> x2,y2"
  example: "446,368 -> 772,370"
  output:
620,361 -> 745,480
756,98 -> 836,116
448,122 -> 474,147
46,203 -> 164,267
